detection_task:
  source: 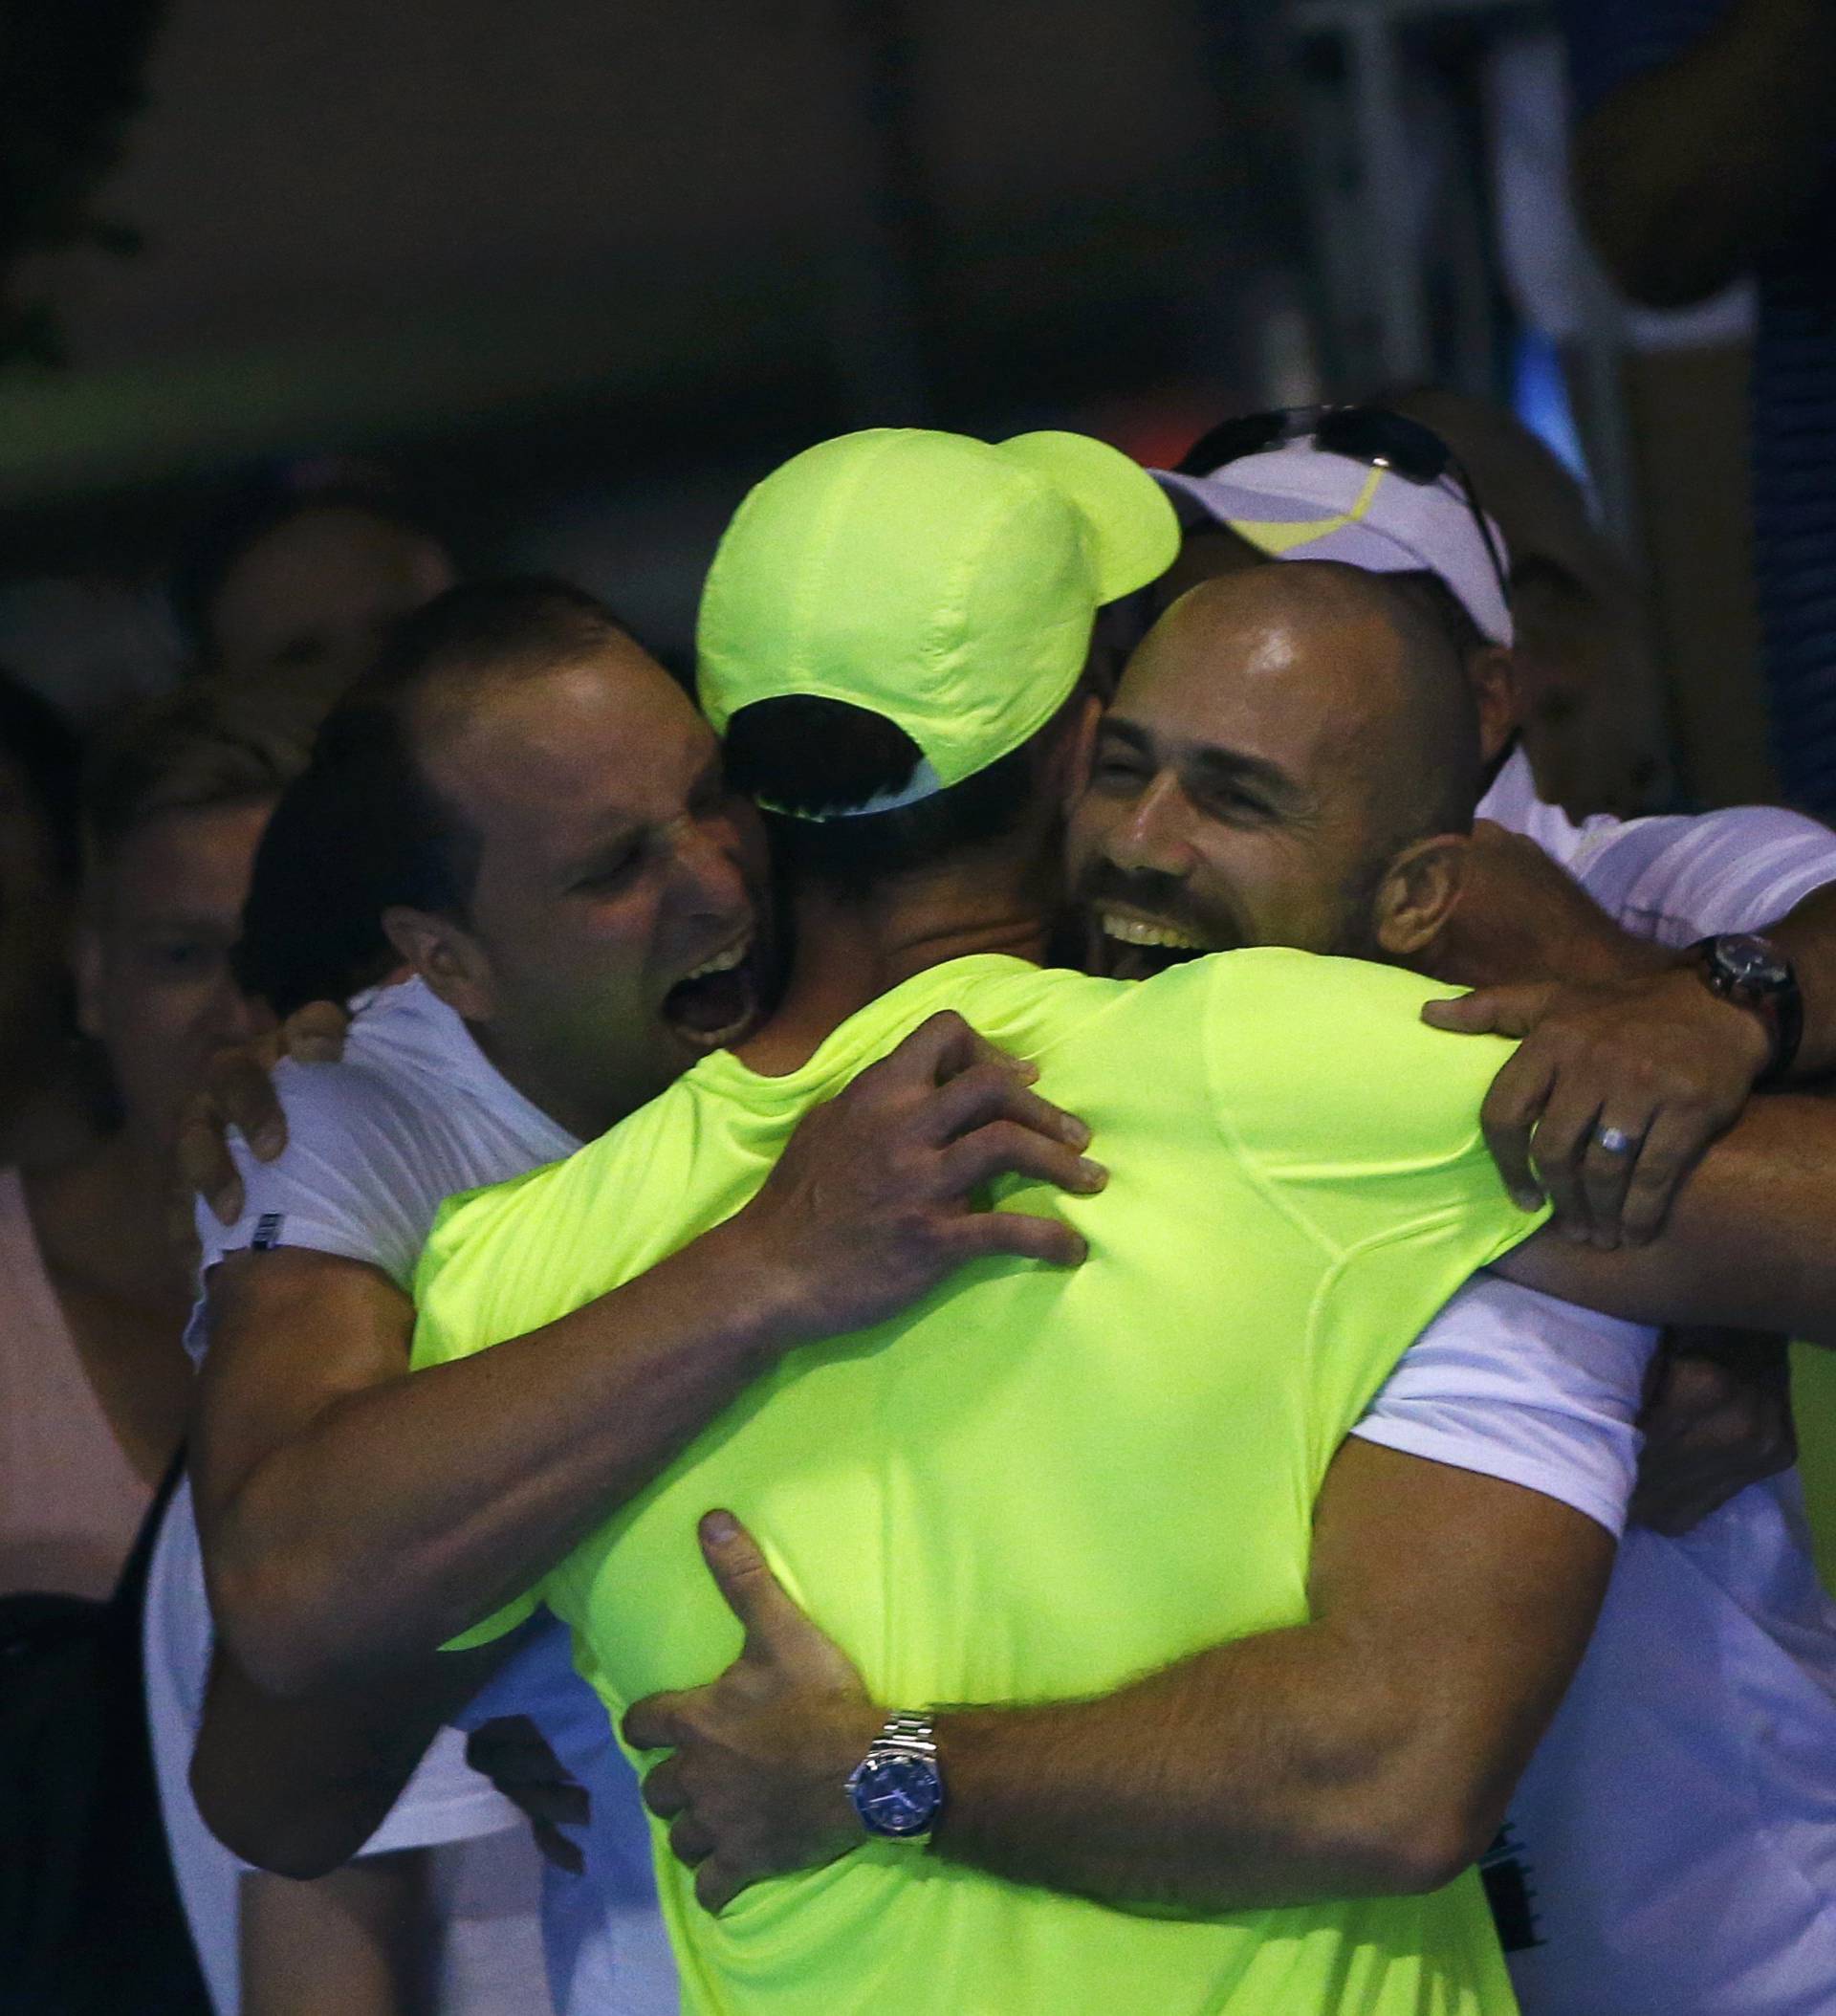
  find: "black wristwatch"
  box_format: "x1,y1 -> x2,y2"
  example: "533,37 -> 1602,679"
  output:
1690,933 -> 1803,1086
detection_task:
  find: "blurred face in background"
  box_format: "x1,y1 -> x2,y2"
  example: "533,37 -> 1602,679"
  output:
395,640 -> 775,1141
208,505 -> 458,701
76,800 -> 275,1159
1507,555 -> 1672,820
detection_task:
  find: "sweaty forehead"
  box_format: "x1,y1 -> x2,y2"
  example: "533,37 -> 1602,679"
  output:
1116,571 -> 1408,775
424,649 -> 713,839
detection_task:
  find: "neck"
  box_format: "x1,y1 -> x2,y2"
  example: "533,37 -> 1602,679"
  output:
464,1021 -> 638,1146
738,841 -> 1056,1077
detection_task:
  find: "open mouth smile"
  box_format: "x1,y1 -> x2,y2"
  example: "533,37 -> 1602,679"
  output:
1096,909 -> 1213,982
662,930 -> 763,1051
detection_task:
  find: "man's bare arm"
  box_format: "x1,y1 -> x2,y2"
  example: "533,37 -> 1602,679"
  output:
191,1641 -> 497,1879
195,1013 -> 1103,1698
1497,1090 -> 1836,1338
628,1442 -> 1611,1914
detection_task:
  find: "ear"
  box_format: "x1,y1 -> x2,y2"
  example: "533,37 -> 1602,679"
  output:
1467,646 -> 1519,765
73,916 -> 105,1043
382,905 -> 496,1022
1054,692 -> 1103,821
1372,833 -> 1470,960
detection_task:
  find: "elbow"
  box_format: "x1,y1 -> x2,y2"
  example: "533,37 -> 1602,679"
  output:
188,1751 -> 356,1882
1339,1783 -> 1505,1897
208,1551 -> 342,1701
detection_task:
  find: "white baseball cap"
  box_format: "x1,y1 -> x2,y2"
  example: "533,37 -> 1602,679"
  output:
1154,434 -> 1514,647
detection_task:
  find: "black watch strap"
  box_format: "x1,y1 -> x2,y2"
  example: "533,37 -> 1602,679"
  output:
1690,934 -> 1803,1087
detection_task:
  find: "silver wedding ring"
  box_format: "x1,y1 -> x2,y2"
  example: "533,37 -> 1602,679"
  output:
1594,1126 -> 1637,1157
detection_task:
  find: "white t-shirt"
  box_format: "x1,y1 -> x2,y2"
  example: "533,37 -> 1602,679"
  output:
156,977 -> 675,2016
1366,750 -> 1836,2016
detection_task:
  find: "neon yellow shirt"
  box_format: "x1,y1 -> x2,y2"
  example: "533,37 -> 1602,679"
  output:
413,949 -> 1544,2015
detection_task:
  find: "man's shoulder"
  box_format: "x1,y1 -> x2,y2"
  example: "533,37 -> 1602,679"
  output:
1572,800 -> 1836,939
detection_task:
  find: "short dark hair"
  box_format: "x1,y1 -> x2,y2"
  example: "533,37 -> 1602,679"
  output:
236,577 -> 637,1015
0,666 -> 82,886
1385,569 -> 1493,666
1357,571 -> 1487,841
723,695 -> 1042,895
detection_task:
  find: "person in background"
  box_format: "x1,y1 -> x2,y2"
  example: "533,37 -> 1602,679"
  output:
0,682 -> 296,2013
0,683 -> 298,1600
0,679 -> 541,2016
1565,0 -> 1836,818
1385,386 -> 1673,820
0,668 -> 101,1173
170,460 -> 461,709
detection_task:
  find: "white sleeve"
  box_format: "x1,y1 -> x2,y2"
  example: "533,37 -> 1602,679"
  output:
1574,803 -> 1836,947
1349,1274 -> 1658,1538
355,1726 -> 523,1856
194,1060 -> 451,1288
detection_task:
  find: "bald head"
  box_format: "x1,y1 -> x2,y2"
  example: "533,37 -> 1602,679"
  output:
1132,561 -> 1483,850
1063,560 -> 1485,973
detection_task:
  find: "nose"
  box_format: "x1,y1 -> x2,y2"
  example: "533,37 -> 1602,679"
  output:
212,975 -> 276,1051
667,812 -> 753,931
1107,773 -> 1197,879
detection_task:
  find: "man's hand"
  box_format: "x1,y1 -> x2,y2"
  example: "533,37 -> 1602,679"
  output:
178,1000 -> 352,1226
465,1715 -> 590,1874
719,1010 -> 1104,1343
1631,1327 -> 1797,1535
623,1512 -> 879,1915
1422,964 -> 1770,1248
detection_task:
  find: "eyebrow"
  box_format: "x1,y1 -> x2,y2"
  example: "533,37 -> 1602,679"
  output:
1101,715 -> 1303,807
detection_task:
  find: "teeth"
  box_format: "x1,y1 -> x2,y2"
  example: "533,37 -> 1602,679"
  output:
684,939 -> 751,981
1100,913 -> 1202,951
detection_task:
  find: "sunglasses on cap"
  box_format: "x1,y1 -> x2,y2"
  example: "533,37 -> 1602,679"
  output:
1174,404 -> 1512,619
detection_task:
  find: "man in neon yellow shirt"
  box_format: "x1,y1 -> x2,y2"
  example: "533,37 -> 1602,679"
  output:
408,427 -> 1629,2014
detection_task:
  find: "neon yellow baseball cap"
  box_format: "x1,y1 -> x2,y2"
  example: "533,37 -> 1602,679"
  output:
697,427 -> 1178,811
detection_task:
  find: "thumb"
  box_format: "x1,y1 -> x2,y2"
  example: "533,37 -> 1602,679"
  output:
697,1510 -> 806,1651
1422,982 -> 1555,1039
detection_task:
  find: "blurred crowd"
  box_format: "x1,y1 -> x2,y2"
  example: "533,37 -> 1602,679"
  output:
3,5 -> 1834,2014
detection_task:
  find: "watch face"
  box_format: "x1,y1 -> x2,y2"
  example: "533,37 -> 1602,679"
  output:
1717,935 -> 1789,990
850,1754 -> 942,1837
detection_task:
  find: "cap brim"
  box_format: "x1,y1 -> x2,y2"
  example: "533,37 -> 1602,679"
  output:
1152,465 -> 1514,646
999,431 -> 1180,603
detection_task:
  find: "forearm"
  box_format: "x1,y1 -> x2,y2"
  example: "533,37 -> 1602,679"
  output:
1502,1091 -> 1836,1336
1573,0 -> 1836,304
240,1854 -> 433,2016
932,1624 -> 1500,1914
211,1222 -> 793,1693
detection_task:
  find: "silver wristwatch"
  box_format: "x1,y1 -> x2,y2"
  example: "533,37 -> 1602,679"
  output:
844,1710 -> 946,1841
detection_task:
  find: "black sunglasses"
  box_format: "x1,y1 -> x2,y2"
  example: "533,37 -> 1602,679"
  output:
1174,404 -> 1511,622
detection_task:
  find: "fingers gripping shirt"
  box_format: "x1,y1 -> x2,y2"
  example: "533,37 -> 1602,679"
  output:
412,948 -> 1547,2016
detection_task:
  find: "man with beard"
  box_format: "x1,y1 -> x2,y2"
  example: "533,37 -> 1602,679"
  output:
643,449 -> 1836,2014
176,578 -> 1103,2014
1143,405 -> 1836,1254
404,428 -> 1836,2015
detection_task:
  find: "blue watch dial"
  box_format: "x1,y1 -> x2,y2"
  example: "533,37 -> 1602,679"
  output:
849,1752 -> 943,1837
